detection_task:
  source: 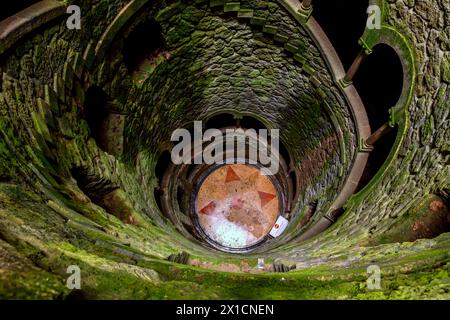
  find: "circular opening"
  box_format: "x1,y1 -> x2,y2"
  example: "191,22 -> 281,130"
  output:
192,163 -> 282,251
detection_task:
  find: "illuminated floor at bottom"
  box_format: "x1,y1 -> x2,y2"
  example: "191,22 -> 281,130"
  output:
195,164 -> 280,249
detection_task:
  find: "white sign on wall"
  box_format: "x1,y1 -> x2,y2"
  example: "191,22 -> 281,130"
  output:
269,216 -> 289,238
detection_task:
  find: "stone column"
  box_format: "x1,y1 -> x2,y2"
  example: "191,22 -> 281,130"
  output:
302,0 -> 312,9
343,50 -> 368,85
299,0 -> 313,21
366,122 -> 393,146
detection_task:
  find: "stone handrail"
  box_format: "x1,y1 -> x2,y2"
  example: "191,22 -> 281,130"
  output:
0,0 -> 66,56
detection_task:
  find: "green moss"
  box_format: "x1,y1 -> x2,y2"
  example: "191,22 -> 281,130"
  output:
0,270 -> 67,300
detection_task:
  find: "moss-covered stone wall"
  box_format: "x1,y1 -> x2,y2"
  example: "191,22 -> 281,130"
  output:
0,0 -> 448,299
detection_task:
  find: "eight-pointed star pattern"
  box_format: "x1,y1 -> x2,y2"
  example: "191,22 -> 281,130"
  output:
196,164 -> 280,248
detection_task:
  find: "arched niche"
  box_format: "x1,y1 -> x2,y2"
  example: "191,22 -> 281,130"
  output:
353,43 -> 404,191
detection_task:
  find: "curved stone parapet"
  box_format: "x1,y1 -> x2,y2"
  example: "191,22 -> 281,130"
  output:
277,0 -> 372,238
0,0 -> 65,56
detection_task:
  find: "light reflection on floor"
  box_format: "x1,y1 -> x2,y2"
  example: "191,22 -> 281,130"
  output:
195,164 -> 280,248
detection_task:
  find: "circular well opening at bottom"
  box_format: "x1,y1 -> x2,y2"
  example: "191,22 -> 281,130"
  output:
192,163 -> 283,251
